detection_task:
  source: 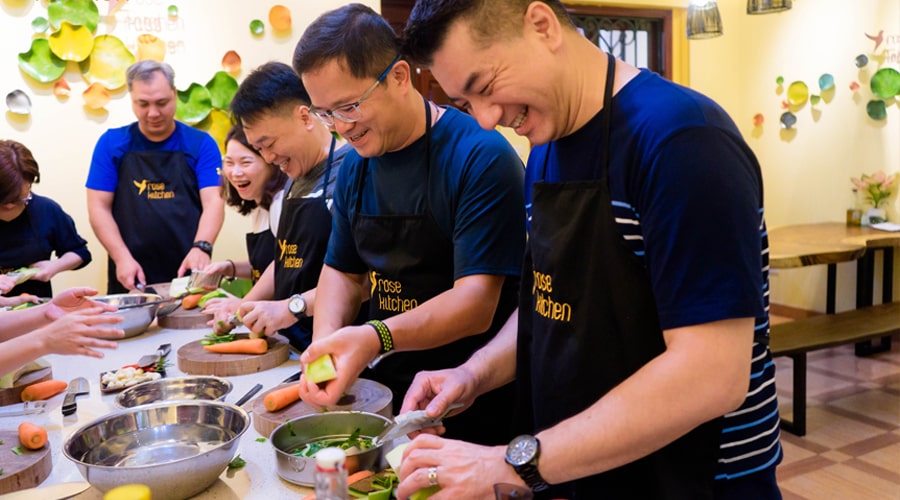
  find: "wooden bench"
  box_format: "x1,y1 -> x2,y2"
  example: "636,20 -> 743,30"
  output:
769,301 -> 900,436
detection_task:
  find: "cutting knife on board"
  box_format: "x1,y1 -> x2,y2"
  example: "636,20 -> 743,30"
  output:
0,481 -> 90,500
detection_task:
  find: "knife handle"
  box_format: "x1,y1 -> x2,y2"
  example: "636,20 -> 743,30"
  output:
61,393 -> 77,416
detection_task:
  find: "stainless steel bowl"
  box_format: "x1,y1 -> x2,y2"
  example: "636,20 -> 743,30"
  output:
271,411 -> 392,486
64,400 -> 249,500
115,376 -> 233,408
93,293 -> 162,338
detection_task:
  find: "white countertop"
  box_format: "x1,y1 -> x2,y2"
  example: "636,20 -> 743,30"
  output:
3,322 -> 316,499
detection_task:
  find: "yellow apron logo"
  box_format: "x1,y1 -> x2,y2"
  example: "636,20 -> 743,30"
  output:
133,179 -> 174,199
532,269 -> 572,322
370,270 -> 417,313
278,239 -> 303,269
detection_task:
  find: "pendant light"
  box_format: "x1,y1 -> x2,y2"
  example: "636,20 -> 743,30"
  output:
687,0 -> 723,40
747,0 -> 792,14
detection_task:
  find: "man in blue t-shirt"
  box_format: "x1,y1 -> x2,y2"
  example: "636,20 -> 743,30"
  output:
86,60 -> 224,294
397,2 -> 783,500
293,4 -> 526,447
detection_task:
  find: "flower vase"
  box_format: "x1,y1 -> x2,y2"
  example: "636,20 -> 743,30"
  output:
862,207 -> 887,226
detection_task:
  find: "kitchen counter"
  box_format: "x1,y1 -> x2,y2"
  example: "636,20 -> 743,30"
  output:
3,322 -> 316,499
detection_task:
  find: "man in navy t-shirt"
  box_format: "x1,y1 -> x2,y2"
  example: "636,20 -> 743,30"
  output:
86,60 -> 224,293
396,1 -> 782,499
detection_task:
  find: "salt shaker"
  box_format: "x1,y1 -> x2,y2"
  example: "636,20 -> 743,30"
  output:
315,447 -> 349,500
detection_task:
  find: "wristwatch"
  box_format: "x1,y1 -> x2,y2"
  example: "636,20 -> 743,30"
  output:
288,294 -> 307,318
505,434 -> 550,492
192,240 -> 213,256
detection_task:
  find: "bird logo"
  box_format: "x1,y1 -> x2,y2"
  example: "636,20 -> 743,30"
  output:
865,30 -> 884,52
370,270 -> 378,297
133,179 -> 148,196
278,239 -> 289,261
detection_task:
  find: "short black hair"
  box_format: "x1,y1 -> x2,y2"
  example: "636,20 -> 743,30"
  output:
403,0 -> 573,65
230,61 -> 311,125
293,3 -> 399,81
220,123 -> 287,215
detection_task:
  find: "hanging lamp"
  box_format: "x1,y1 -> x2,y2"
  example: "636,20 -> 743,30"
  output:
687,1 -> 723,40
747,0 -> 792,14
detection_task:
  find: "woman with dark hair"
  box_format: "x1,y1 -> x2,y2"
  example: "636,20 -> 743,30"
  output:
0,140 -> 91,303
201,124 -> 287,313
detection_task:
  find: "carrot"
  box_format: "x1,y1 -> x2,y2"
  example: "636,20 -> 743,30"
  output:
18,422 -> 48,450
20,379 -> 68,402
263,383 -> 301,412
203,338 -> 268,354
347,469 -> 375,485
302,494 -> 316,500
181,293 -> 204,310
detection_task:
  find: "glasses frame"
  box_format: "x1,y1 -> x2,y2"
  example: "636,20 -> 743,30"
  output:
310,55 -> 401,127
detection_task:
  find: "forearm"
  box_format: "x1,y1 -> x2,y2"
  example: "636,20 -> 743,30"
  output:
383,274 -> 505,352
0,333 -> 48,375
0,305 -> 52,340
460,309 -> 518,397
194,188 -> 224,244
535,318 -> 754,484
243,263 -> 275,301
87,191 -> 132,263
311,265 -> 367,340
42,251 -> 84,278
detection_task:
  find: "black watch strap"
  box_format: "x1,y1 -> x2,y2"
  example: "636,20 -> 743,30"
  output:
515,463 -> 550,492
192,240 -> 213,256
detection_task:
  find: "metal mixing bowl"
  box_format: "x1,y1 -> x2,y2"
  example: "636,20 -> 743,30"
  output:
93,293 -> 162,338
115,376 -> 233,408
271,411 -> 392,486
64,401 -> 249,500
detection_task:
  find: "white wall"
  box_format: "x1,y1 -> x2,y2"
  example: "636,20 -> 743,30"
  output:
0,0 -> 378,294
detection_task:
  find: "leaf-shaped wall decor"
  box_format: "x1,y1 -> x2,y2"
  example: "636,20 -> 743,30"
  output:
222,50 -> 241,75
871,68 -> 900,100
48,21 -> 94,62
137,33 -> 166,62
48,0 -> 100,33
269,5 -> 292,31
78,35 -> 135,90
6,90 -> 33,115
176,83 -> 212,124
206,71 -> 238,110
83,82 -> 111,109
54,79 -> 72,97
18,38 -> 67,83
196,109 -> 233,155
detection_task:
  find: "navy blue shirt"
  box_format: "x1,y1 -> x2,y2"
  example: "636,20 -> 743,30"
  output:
526,69 -> 782,481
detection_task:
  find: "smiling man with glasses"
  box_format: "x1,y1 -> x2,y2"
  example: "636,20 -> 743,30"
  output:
292,3 -> 526,447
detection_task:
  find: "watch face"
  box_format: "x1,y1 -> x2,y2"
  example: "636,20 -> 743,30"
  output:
507,435 -> 538,466
289,295 -> 306,314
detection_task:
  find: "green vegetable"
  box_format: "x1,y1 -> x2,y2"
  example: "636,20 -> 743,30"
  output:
12,301 -> 38,310
291,428 -> 374,457
227,455 -> 246,469
11,446 -> 24,456
255,437 -> 266,443
197,289 -> 228,308
200,332 -> 235,345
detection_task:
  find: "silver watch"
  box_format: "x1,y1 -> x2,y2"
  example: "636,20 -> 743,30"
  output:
288,294 -> 307,318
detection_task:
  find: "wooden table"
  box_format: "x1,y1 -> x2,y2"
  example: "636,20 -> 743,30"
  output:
768,221 -> 899,352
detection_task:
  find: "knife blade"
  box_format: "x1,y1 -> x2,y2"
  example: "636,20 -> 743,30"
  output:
61,377 -> 89,416
0,481 -> 91,500
137,343 -> 172,367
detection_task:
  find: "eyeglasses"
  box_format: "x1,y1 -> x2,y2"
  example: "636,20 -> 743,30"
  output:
310,55 -> 401,127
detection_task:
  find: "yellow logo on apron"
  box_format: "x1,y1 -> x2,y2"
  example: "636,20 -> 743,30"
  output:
132,178 -> 174,199
278,239 -> 303,269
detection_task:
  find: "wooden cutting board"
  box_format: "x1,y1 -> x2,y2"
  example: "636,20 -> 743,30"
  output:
251,378 -> 393,437
157,306 -> 214,330
0,430 -> 52,494
177,334 -> 291,376
0,367 -> 52,407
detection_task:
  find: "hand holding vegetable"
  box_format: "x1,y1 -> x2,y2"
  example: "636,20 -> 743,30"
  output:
236,299 -> 297,337
298,326 -> 379,409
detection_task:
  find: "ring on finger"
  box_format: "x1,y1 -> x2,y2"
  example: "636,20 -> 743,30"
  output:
427,466 -> 438,486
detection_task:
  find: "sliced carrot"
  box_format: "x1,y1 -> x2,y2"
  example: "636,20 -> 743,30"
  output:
181,293 -> 204,310
263,383 -> 301,412
302,494 -> 316,500
203,338 -> 268,354
20,379 -> 68,402
18,422 -> 48,450
347,469 -> 375,485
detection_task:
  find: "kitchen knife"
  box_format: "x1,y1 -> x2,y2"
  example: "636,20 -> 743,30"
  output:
137,343 -> 172,367
0,481 -> 91,500
61,377 -> 89,416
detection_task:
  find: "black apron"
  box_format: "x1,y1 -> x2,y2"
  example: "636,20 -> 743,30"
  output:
352,101 -> 516,445
273,140 -> 336,350
108,126 -> 201,294
245,226 -> 275,283
517,54 -> 721,499
1,206 -> 53,297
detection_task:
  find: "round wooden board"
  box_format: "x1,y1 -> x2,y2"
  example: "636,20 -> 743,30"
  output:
177,334 -> 290,376
251,378 -> 393,437
0,430 -> 52,494
157,306 -> 214,330
0,367 -> 52,407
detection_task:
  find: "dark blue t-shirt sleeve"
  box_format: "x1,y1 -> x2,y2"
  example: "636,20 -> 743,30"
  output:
39,197 -> 92,269
85,129 -> 122,192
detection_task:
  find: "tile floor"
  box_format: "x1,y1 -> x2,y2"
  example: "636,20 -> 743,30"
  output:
773,331 -> 900,499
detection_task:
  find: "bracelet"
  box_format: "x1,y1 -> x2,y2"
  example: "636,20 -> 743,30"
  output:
226,259 -> 236,280
366,320 -> 394,355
